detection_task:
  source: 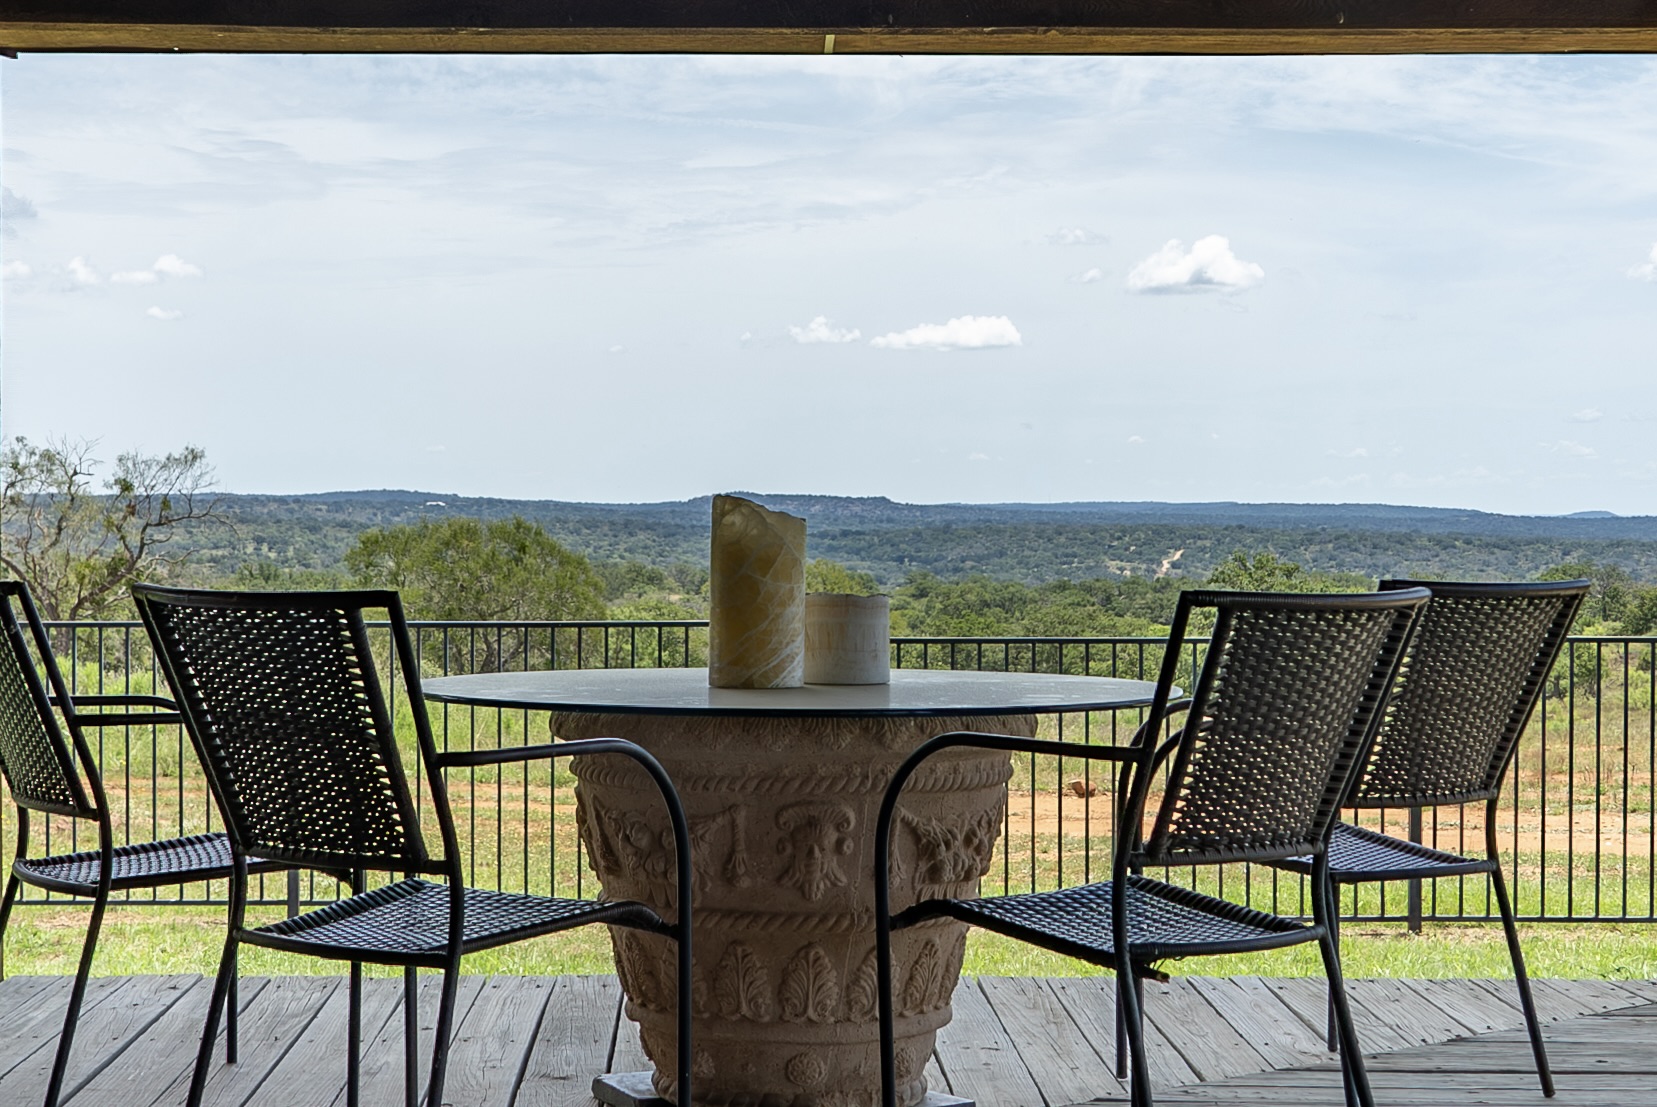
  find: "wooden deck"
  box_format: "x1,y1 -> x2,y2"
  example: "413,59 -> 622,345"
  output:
2,974 -> 1654,1107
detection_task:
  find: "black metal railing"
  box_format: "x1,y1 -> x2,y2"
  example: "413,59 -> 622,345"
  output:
6,620 -> 1653,925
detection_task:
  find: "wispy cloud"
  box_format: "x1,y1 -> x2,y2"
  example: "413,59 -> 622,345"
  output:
1047,227 -> 1104,246
788,315 -> 861,344
153,253 -> 203,278
1329,446 -> 1370,458
871,315 -> 1022,351
1073,267 -> 1103,284
1,260 -> 31,280
1571,408 -> 1604,423
1629,243 -> 1657,281
67,257 -> 101,286
1548,439 -> 1597,458
146,306 -> 184,321
116,253 -> 204,283
1126,235 -> 1264,293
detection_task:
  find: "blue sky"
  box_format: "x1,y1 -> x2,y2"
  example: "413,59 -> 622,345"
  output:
2,52 -> 1655,514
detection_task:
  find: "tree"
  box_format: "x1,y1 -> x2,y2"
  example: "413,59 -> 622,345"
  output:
345,516 -> 605,623
1,436 -> 221,621
805,559 -> 881,596
1203,550 -> 1370,594
346,517 -> 607,672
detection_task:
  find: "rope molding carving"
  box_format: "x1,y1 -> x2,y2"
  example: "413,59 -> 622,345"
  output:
569,755 -> 1013,795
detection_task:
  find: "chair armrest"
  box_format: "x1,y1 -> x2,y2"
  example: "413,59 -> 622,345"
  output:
61,693 -> 183,728
435,742 -> 569,769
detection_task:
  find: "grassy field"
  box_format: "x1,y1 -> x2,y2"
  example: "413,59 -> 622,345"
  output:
4,904 -> 1655,983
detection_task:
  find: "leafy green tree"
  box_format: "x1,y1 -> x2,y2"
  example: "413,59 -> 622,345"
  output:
1,436 -> 221,621
346,517 -> 607,673
1203,550 -> 1371,593
805,559 -> 881,596
1540,561 -> 1635,632
346,516 -> 605,623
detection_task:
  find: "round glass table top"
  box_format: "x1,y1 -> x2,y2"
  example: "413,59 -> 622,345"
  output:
423,666 -> 1164,718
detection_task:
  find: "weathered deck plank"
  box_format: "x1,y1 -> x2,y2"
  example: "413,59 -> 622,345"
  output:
978,975 -> 1125,1104
932,978 -> 1045,1107
442,976 -> 556,1107
518,976 -> 621,1107
0,975 -> 1649,1107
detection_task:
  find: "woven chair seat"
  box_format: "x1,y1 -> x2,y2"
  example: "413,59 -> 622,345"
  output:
937,874 -> 1314,963
250,877 -> 648,962
14,831 -> 287,894
1275,821 -> 1492,883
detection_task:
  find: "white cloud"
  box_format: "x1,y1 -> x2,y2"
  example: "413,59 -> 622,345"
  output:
1048,228 -> 1103,246
146,306 -> 184,321
153,253 -> 203,278
788,316 -> 860,344
2,260 -> 30,280
67,256 -> 101,286
1548,439 -> 1597,458
1330,447 -> 1370,458
1126,235 -> 1264,293
1127,435 -> 1146,444
1571,408 -> 1604,423
112,269 -> 160,284
968,452 -> 991,461
871,315 -> 1022,351
608,344 -> 625,353
1074,267 -> 1103,284
1628,243 -> 1657,281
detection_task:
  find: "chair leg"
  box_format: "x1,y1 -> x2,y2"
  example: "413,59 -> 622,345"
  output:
1491,867 -> 1554,1096
187,925 -> 241,1107
1314,899 -> 1374,1107
425,966 -> 463,1107
43,891 -> 107,1107
1325,882 -> 1342,1052
348,961 -> 363,1107
1113,978 -> 1127,1079
404,966 -> 420,1107
226,945 -> 240,1064
1117,965 -> 1153,1107
0,874 -> 21,982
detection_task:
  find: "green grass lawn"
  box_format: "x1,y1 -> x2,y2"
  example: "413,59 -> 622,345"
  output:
4,905 -> 1654,983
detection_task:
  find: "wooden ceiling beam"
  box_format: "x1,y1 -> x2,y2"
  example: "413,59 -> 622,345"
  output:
4,2 -> 1657,55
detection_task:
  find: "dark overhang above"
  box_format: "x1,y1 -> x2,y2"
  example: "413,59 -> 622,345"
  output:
3,1 -> 1657,55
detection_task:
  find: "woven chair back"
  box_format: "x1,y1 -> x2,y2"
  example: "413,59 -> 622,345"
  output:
1142,589 -> 1426,867
0,582 -> 96,819
1350,579 -> 1589,808
135,586 -> 431,872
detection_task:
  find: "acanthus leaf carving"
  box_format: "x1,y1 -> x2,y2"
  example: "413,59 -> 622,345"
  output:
779,943 -> 841,1023
845,947 -> 880,1022
900,938 -> 941,1017
712,941 -> 774,1021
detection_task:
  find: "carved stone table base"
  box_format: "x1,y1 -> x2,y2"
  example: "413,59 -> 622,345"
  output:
593,1072 -> 972,1107
563,711 -> 1028,1107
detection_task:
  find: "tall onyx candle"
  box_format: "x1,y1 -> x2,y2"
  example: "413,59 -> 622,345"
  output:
708,494 -> 806,688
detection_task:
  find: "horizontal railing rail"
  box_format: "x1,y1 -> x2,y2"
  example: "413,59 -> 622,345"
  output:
6,619 -> 1652,926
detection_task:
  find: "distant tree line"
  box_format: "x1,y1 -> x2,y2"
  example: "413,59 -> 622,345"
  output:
6,438 -> 1657,643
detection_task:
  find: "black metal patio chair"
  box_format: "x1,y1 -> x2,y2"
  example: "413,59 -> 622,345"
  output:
0,579 -> 289,1107
875,587 -> 1431,1107
1272,578 -> 1588,1097
132,584 -> 693,1107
